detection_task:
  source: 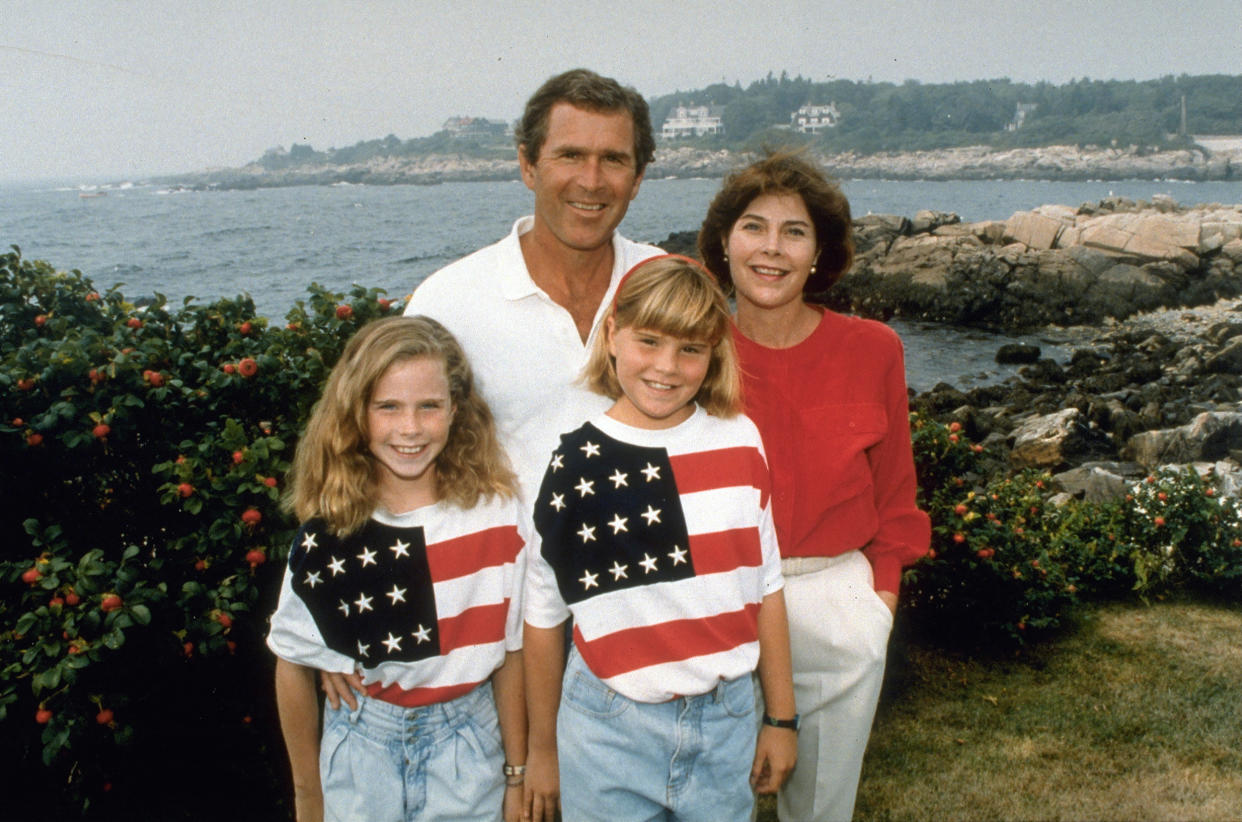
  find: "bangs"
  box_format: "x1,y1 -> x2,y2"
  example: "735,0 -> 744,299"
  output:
621,267 -> 728,344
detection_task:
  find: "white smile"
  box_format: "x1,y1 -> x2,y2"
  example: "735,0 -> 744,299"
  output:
569,201 -> 606,211
752,265 -> 787,277
393,444 -> 426,456
644,380 -> 675,391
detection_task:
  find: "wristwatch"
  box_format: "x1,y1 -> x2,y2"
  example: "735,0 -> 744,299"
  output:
762,713 -> 801,731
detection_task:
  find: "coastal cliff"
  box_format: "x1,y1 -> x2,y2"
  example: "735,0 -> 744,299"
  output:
157,144 -> 1239,190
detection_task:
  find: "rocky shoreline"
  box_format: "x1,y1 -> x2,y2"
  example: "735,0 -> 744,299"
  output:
659,196 -> 1242,502
155,143 -> 1240,190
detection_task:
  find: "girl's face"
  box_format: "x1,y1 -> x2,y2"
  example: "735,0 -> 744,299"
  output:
724,191 -> 819,314
605,317 -> 711,429
366,355 -> 455,512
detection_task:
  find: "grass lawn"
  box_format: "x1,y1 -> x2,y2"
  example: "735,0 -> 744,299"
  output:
758,600 -> 1242,822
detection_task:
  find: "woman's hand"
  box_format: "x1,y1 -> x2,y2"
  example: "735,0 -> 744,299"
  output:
319,669 -> 364,711
524,747 -> 559,822
750,724 -> 798,794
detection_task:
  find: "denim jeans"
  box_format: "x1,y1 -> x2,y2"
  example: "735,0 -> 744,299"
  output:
558,649 -> 759,821
319,681 -> 504,822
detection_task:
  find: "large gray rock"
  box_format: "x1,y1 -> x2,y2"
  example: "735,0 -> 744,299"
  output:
1010,408 -> 1094,469
1051,461 -> 1144,503
1123,411 -> 1242,466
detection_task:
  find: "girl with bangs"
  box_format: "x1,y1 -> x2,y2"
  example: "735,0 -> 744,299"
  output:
269,315 -> 529,822
522,255 -> 798,822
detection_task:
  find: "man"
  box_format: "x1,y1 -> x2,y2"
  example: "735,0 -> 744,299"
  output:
404,68 -> 663,499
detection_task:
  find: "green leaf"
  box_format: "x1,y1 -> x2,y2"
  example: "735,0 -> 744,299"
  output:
130,604 -> 151,625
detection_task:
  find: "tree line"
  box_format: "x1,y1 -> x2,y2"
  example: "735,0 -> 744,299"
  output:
258,72 -> 1242,170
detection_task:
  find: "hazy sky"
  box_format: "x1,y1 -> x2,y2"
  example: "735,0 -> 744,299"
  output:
3,0 -> 1239,182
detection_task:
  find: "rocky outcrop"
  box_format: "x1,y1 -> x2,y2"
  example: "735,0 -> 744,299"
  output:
152,142 -> 1242,190
912,297 -> 1242,500
824,196 -> 1242,331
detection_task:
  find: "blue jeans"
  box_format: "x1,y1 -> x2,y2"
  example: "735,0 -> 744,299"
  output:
558,649 -> 759,821
319,681 -> 504,822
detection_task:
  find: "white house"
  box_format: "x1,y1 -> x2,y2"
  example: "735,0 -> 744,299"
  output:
661,105 -> 724,139
791,103 -> 840,133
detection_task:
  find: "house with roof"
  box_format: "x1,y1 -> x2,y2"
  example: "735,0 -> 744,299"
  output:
660,105 -> 725,139
791,103 -> 840,133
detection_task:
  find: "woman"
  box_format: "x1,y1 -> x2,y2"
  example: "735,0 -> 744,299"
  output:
698,151 -> 930,822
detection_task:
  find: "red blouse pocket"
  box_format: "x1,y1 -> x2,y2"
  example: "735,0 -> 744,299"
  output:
797,402 -> 887,506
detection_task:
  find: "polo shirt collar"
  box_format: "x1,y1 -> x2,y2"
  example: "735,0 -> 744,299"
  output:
497,216 -> 624,302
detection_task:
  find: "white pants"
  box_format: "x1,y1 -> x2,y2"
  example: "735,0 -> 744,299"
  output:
778,551 -> 892,822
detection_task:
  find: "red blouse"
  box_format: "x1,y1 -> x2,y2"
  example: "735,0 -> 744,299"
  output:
732,309 -> 930,594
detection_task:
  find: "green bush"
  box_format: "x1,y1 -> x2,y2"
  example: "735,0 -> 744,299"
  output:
0,247 -> 399,814
902,417 -> 1242,651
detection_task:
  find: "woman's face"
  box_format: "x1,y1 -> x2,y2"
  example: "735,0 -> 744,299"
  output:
723,192 -> 819,314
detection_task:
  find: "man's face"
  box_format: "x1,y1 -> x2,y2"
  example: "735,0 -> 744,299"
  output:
519,102 -> 644,254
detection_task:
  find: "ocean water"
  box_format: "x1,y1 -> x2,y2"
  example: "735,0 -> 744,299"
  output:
4,176 -> 1240,391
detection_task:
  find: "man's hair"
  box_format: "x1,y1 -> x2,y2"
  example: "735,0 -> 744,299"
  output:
285,315 -> 515,535
515,68 -> 656,175
583,255 -> 741,418
697,149 -> 854,294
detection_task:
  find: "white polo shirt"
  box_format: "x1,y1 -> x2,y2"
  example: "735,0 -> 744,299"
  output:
405,216 -> 662,502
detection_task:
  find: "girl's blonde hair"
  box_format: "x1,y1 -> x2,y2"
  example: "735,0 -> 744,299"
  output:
583,255 -> 742,418
286,315 -> 515,535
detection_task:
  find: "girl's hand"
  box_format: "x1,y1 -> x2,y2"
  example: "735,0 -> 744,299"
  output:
750,725 -> 797,794
503,782 -> 523,822
319,669 -> 364,710
524,748 -> 560,822
292,786 -> 324,822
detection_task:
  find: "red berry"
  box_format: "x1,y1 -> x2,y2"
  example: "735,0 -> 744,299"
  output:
377,298 -> 391,312
34,314 -> 47,327
263,476 -> 277,488
194,559 -> 207,571
183,641 -> 194,658
222,363 -> 236,374
232,450 -> 245,464
954,504 -> 968,516
953,533 -> 966,544
178,482 -> 194,498
100,594 -> 123,613
16,378 -> 35,391
11,417 -> 22,426
949,434 -> 959,443
1157,492 -> 1168,501
239,321 -> 253,335
93,423 -> 111,439
226,640 -> 237,654
1154,516 -> 1166,527
1206,488 -> 1216,497
241,508 -> 262,527
216,612 -> 233,630
126,317 -> 142,329
335,304 -> 353,320
96,708 -> 114,725
49,596 -> 65,608
88,368 -> 104,384
35,708 -> 53,725
246,549 -> 266,567
145,370 -> 165,387
238,357 -> 258,378
21,567 -> 42,585
65,590 -> 80,606
949,422 -> 962,433
85,291 -> 100,302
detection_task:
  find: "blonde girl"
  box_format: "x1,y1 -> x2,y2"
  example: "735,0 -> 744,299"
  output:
269,315 -> 528,822
522,256 -> 798,822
